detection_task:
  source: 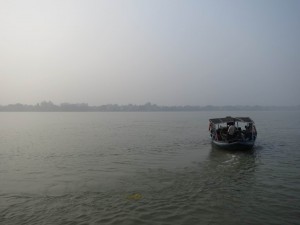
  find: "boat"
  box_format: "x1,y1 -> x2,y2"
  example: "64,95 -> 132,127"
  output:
208,116 -> 257,150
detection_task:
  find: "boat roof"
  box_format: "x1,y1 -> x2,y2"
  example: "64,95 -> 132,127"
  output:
209,116 -> 254,124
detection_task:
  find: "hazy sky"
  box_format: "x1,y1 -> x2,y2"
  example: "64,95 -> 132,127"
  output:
0,0 -> 299,106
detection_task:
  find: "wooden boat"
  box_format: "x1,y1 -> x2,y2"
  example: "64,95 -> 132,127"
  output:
209,116 -> 257,150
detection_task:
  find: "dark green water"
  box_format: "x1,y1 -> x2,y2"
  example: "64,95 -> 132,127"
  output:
0,111 -> 299,224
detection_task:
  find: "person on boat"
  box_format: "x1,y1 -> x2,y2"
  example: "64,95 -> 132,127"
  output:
209,122 -> 216,138
252,124 -> 257,140
236,127 -> 243,139
245,123 -> 256,140
252,125 -> 257,136
227,124 -> 236,140
216,129 -> 222,141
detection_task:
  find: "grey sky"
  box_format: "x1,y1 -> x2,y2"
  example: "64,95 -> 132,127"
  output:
0,0 -> 299,106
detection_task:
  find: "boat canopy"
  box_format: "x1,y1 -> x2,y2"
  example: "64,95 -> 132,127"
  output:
209,116 -> 253,124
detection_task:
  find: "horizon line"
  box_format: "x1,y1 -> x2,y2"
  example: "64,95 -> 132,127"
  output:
0,101 -> 299,112
1,101 -> 300,108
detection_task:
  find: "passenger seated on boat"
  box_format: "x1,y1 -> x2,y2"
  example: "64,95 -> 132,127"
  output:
228,125 -> 235,135
244,124 -> 253,140
236,127 -> 243,139
220,128 -> 227,140
227,125 -> 236,140
252,125 -> 257,136
216,129 -> 222,141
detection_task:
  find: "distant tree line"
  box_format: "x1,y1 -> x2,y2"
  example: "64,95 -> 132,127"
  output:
0,101 -> 299,112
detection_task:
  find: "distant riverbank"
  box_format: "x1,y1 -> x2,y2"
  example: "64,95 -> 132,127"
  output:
1,101 -> 299,112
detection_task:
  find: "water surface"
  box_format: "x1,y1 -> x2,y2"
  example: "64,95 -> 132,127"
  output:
0,111 -> 299,224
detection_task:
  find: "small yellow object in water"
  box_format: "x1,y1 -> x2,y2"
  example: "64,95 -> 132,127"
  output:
128,193 -> 142,200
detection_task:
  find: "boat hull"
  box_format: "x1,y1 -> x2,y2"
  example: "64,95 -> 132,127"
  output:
212,139 -> 255,150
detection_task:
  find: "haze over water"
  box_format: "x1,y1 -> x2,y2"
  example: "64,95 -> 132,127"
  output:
1,111 -> 299,224
1,0 -> 299,106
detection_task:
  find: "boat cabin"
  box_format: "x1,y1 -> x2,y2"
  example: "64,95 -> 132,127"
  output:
209,116 -> 257,143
